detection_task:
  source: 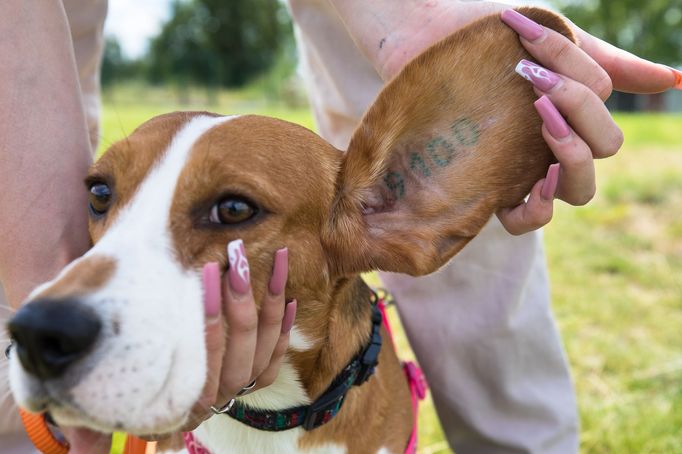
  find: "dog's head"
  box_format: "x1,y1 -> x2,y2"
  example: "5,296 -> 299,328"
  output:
7,8 -> 572,435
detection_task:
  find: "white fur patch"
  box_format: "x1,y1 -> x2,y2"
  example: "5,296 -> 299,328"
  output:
289,325 -> 316,351
194,418 -> 348,454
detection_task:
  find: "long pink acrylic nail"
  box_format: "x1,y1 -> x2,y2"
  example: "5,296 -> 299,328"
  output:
203,262 -> 221,318
227,239 -> 250,295
541,163 -> 560,201
671,67 -> 682,90
516,59 -> 561,92
534,96 -> 571,139
501,9 -> 544,41
269,248 -> 288,295
281,300 -> 297,334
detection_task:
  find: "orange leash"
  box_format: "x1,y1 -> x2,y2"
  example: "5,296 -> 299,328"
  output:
19,409 -> 69,454
20,408 -> 153,454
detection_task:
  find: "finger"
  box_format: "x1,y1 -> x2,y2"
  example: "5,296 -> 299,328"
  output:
218,239 -> 258,398
176,262 -> 227,432
251,248 -> 288,378
502,9 -> 682,95
255,300 -> 296,388
573,26 -> 682,93
515,59 -> 624,158
501,9 -> 613,100
497,166 -> 557,235
535,96 -> 596,206
186,263 -> 225,424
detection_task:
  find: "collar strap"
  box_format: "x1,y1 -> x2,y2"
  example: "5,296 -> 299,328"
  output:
224,301 -> 383,432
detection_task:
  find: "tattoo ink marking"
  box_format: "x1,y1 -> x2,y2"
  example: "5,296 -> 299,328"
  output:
410,152 -> 431,177
382,117 -> 481,199
451,117 -> 480,146
379,38 -> 386,49
384,172 -> 405,200
426,136 -> 455,167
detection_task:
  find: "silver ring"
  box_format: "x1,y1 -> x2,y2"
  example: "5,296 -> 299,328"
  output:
210,398 -> 236,415
236,379 -> 257,397
209,380 -> 256,414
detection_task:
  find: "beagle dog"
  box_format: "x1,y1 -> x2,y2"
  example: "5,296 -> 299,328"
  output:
7,8 -> 572,454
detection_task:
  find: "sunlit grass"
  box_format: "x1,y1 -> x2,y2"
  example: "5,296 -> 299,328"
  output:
101,87 -> 681,454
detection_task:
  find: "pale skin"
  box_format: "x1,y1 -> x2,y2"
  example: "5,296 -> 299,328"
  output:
1,0 -> 680,452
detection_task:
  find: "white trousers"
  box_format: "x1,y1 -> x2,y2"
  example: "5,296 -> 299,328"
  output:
288,0 -> 579,452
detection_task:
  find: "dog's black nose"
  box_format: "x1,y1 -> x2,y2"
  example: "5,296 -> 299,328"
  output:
7,299 -> 101,380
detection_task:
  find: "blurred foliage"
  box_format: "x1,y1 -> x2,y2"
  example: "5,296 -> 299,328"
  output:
146,0 -> 291,88
553,0 -> 682,65
101,37 -> 143,87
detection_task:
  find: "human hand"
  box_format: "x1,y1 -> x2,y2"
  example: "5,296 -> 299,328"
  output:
494,8 -> 681,234
172,241 -> 295,434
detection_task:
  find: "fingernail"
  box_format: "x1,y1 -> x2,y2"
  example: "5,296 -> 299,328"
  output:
541,163 -> 560,201
227,239 -> 250,295
534,95 -> 571,140
203,262 -> 221,318
516,59 -> 561,92
268,248 -> 288,295
501,9 -> 545,42
281,299 -> 297,334
668,66 -> 682,90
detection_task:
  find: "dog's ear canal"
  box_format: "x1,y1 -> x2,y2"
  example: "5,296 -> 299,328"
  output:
323,7 -> 575,277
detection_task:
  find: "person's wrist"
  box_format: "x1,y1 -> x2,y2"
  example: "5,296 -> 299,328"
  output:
370,1 -> 510,80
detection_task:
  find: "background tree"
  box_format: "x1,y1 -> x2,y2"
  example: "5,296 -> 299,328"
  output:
553,0 -> 682,66
147,0 -> 290,88
101,36 -> 140,87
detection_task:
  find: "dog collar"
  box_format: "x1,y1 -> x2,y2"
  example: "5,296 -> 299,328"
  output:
222,299 -> 383,432
184,289 -> 428,454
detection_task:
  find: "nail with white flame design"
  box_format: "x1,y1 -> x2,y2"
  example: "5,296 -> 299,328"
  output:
515,59 -> 561,92
227,239 -> 250,295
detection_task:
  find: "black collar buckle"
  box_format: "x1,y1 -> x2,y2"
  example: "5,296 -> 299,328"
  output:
354,305 -> 383,386
302,381 -> 348,430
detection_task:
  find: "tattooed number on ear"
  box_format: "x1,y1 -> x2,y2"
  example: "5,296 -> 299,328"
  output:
384,117 -> 481,200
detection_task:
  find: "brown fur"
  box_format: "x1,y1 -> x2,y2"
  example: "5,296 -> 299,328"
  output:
34,255 -> 116,300
40,7 -> 574,452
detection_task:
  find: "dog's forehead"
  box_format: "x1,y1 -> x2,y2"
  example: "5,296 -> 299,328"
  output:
183,115 -> 341,200
93,112 -> 339,204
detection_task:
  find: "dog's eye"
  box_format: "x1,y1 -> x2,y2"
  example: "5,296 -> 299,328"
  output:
209,197 -> 257,225
88,183 -> 112,216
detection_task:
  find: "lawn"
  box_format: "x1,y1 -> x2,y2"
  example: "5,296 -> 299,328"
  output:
101,87 -> 682,454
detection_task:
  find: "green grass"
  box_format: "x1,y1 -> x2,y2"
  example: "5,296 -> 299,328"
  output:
101,88 -> 682,454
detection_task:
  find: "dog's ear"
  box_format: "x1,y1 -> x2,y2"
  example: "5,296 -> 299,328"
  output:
323,8 -> 575,276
